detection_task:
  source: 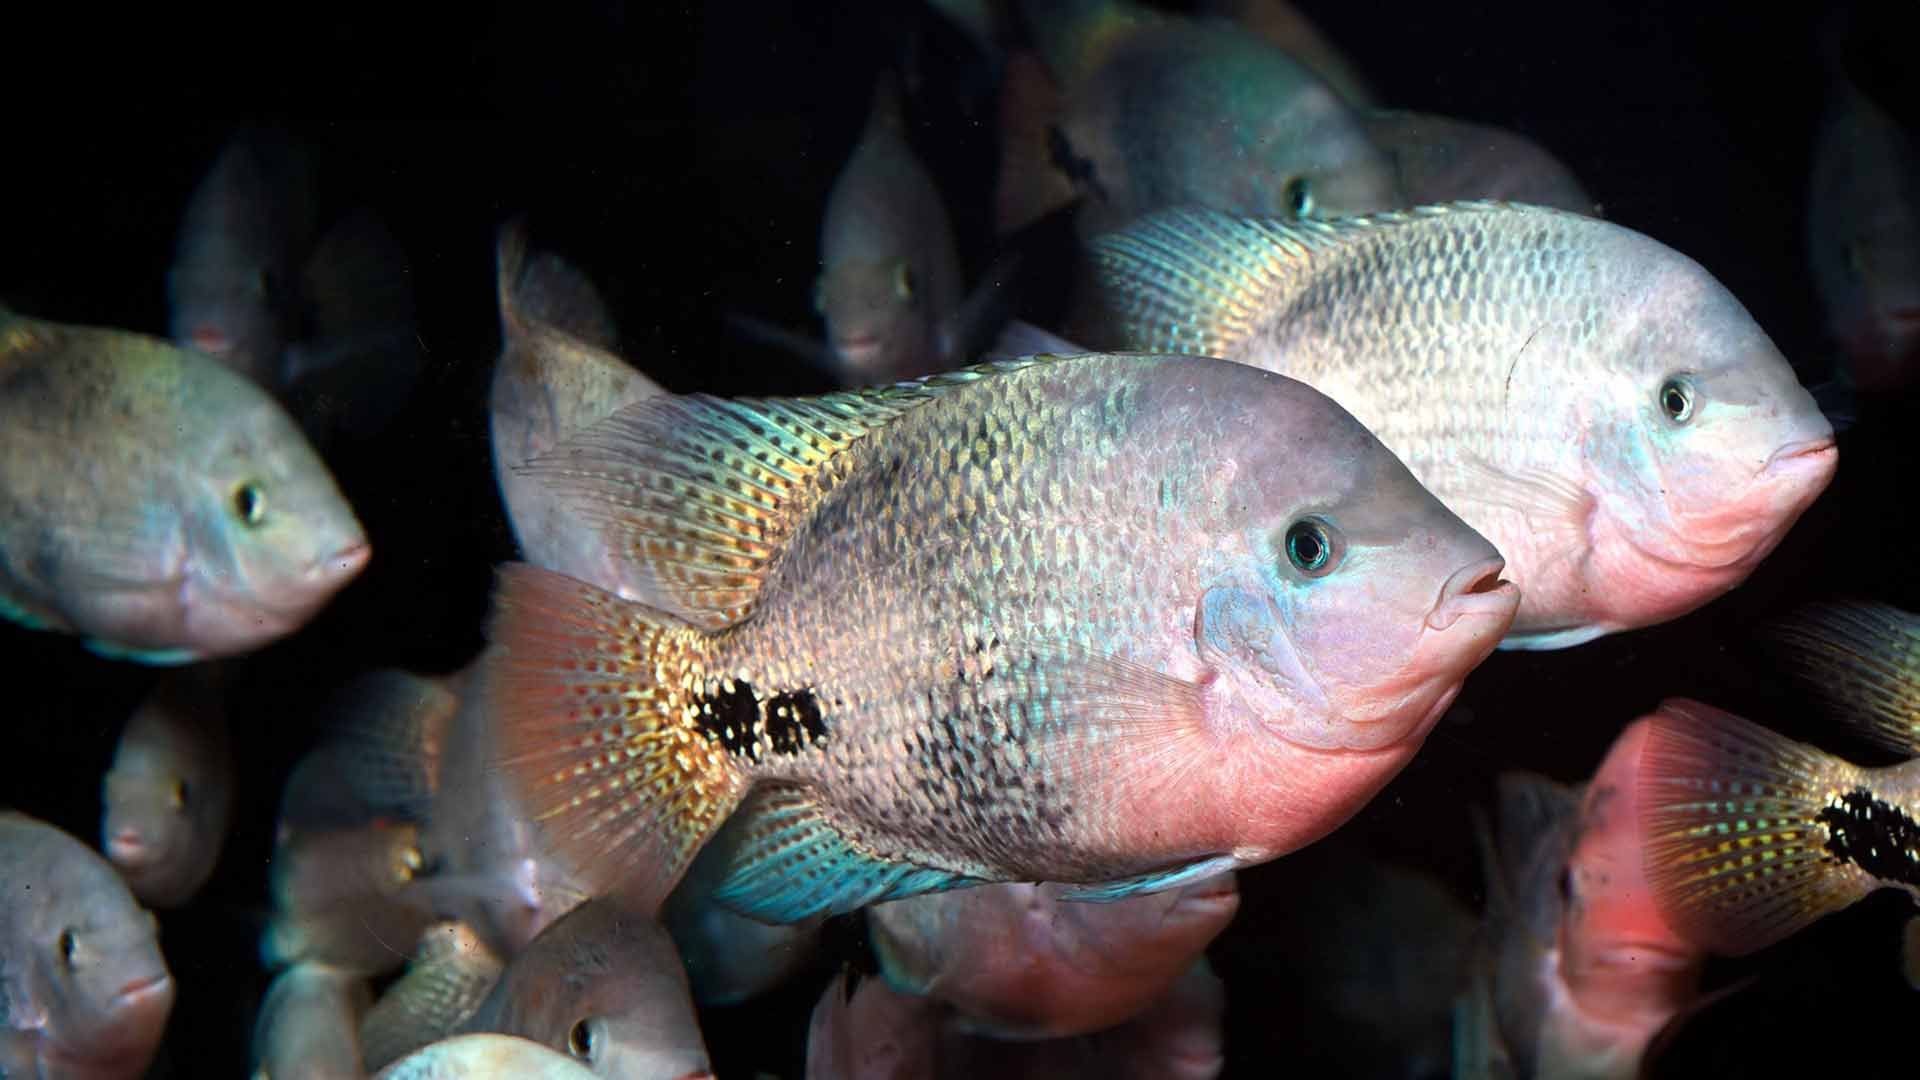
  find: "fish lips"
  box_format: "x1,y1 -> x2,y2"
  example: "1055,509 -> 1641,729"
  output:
187,540 -> 370,656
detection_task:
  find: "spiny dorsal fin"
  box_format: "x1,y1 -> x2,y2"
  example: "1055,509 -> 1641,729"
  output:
1087,201 -> 1527,357
517,353 -> 1070,631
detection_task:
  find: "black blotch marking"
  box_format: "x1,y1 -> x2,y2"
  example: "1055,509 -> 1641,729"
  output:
692,679 -> 760,760
1819,788 -> 1920,886
1046,124 -> 1107,205
766,688 -> 827,756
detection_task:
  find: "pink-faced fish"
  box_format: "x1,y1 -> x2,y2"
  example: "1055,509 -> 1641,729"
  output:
1475,726 -> 1704,1080
168,131 -> 316,387
482,351 -> 1517,922
457,899 -> 712,1080
490,226 -> 664,600
1361,110 -> 1597,215
360,922 -> 504,1073
998,0 -> 1399,238
1809,14 -> 1920,394
0,307 -> 370,663
1089,202 -> 1837,649
1635,698 -> 1920,957
373,1033 -> 600,1080
867,872 -> 1237,1039
1,812 -> 174,1080
806,958 -> 1225,1080
100,668 -> 234,907
251,962 -> 370,1080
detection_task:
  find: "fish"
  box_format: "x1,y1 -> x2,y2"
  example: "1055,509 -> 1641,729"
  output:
262,820 -> 435,976
490,225 -> 665,599
456,899 -> 712,1080
1634,698 -> 1920,957
815,74 -> 967,384
1809,13 -> 1920,394
663,814 -> 825,1006
805,958 -> 1226,1079
278,668 -> 455,830
250,962 -> 370,1080
1475,724 -> 1704,1080
1087,202 -> 1838,649
1360,110 -> 1597,215
0,812 -> 174,1080
866,872 -> 1237,1039
372,1033 -> 601,1080
100,667 -> 235,907
998,0 -> 1400,237
360,922 -> 504,1073
1197,0 -> 1374,106
0,307 -> 370,663
1766,600 -> 1920,756
483,351 -> 1518,922
167,131 -> 316,387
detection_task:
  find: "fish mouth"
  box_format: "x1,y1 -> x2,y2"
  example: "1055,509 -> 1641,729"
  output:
833,335 -> 884,370
190,326 -> 233,356
113,972 -> 173,1010
1425,558 -> 1519,632
313,541 -> 372,586
1763,437 -> 1838,474
106,829 -> 157,869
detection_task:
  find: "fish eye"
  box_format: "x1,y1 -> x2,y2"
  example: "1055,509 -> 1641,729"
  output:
1283,518 -> 1338,577
1657,377 -> 1694,424
233,483 -> 267,527
1283,176 -> 1314,218
567,1017 -> 596,1061
893,262 -> 917,303
57,929 -> 77,967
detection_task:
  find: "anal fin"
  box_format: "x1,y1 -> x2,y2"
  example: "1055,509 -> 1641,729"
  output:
1055,854 -> 1240,903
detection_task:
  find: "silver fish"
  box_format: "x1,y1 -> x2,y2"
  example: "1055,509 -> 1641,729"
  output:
100,668 -> 234,907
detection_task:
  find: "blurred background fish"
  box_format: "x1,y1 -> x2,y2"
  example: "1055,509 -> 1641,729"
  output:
101,667 -> 235,907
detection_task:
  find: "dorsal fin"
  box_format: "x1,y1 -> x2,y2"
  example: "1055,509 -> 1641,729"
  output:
517,354 -> 1070,630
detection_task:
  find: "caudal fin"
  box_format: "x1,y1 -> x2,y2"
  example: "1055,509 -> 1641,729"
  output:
1768,601 -> 1920,756
1637,699 -> 1883,956
482,563 -> 750,915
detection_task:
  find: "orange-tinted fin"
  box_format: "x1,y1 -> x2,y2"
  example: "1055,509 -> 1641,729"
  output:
1637,698 -> 1884,956
994,50 -> 1078,235
482,562 -> 750,915
1768,600 -> 1920,756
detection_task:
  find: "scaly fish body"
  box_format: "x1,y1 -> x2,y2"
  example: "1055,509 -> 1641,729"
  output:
0,308 -> 369,662
1090,202 -> 1837,648
488,352 -> 1517,922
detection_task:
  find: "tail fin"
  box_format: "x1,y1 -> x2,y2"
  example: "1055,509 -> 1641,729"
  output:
482,563 -> 750,915
1637,699 -> 1883,956
1768,601 -> 1920,756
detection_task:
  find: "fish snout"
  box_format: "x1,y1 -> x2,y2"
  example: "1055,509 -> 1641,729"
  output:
314,541 -> 372,586
106,829 -> 154,869
1763,437 -> 1838,478
114,972 -> 171,1006
1425,557 -> 1520,632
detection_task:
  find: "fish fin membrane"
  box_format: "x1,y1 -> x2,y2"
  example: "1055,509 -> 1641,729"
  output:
483,562 -> 749,915
1636,698 -> 1881,956
302,670 -> 454,825
0,588 -> 57,632
994,51 -> 1079,235
710,785 -> 979,923
1492,771 -> 1581,892
496,221 -> 619,350
82,638 -> 200,666
1055,854 -> 1239,902
1451,962 -> 1516,1080
1088,202 -> 1526,356
359,921 -> 503,1072
1767,600 -> 1920,756
515,354 -> 1070,630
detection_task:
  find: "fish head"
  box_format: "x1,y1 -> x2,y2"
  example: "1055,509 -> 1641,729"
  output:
166,260 -> 288,379
815,255 -> 937,382
1262,83 -> 1403,220
180,393 -> 369,656
1193,375 -> 1518,752
100,751 -> 194,890
1580,266 -> 1835,617
567,1013 -> 714,1080
20,858 -> 174,1062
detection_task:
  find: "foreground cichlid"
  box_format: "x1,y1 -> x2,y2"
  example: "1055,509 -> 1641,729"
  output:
1089,202 -> 1838,649
0,307 -> 370,663
483,352 -> 1518,922
1,813 -> 174,1080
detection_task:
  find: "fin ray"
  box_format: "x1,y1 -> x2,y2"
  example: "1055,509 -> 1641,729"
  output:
1769,601 -> 1920,756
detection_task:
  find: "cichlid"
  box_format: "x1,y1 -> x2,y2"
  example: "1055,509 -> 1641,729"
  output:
998,0 -> 1399,238
360,922 -> 504,1073
663,815 -> 825,1006
0,307 -> 370,663
1088,202 -> 1837,649
100,668 -> 234,908
1,812 -> 174,1080
490,226 -> 664,600
1474,727 -> 1704,1080
1197,0 -> 1373,106
262,821 -> 435,976
456,899 -> 712,1080
482,351 -> 1517,922
1635,698 -> 1920,957
372,1034 -> 600,1080
867,872 -> 1237,1039
1360,110 -> 1596,215
1767,600 -> 1920,756
250,962 -> 370,1080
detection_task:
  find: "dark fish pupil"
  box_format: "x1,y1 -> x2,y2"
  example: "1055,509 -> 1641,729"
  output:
1661,382 -> 1689,419
1287,523 -> 1326,570
568,1019 -> 594,1058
